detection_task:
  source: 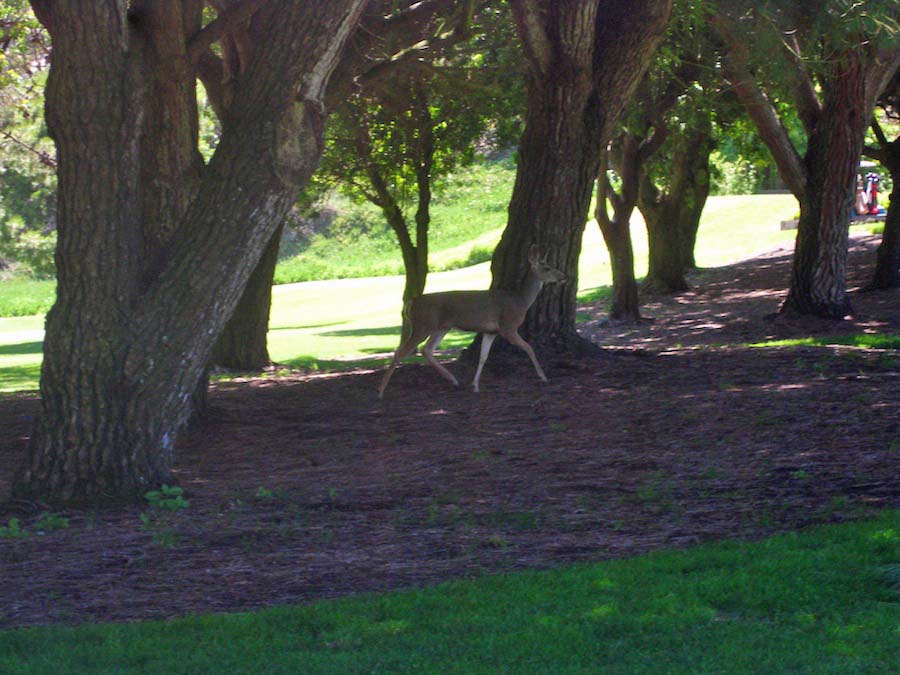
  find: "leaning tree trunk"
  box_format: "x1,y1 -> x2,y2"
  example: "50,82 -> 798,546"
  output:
15,0 -> 365,504
212,222 -> 285,370
783,54 -> 871,318
490,0 -> 672,355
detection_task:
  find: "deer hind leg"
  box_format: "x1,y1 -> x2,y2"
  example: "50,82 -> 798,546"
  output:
471,333 -> 497,392
378,330 -> 427,399
421,329 -> 459,387
502,330 -> 548,382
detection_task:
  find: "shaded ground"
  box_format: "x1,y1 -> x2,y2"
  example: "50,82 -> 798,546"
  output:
1,234 -> 898,629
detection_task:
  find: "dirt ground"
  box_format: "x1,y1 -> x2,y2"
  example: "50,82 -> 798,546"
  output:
1,234 -> 898,629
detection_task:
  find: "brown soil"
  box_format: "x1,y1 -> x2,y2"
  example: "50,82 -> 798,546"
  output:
1,234 -> 898,629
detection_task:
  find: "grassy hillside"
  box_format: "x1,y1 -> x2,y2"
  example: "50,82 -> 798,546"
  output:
274,159 -> 514,284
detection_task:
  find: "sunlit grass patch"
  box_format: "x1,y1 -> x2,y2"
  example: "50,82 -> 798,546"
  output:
749,334 -> 900,350
1,511 -> 897,673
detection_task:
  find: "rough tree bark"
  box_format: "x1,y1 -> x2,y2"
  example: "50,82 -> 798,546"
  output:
489,0 -> 672,355
15,0 -> 366,504
783,52 -> 871,317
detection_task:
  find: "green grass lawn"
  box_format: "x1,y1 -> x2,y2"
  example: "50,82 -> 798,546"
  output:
2,511 -> 897,673
0,192 -> 822,392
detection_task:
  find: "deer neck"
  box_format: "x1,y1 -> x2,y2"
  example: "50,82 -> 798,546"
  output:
517,268 -> 545,309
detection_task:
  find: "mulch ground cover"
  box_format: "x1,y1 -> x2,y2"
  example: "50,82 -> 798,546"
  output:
1,234 -> 897,629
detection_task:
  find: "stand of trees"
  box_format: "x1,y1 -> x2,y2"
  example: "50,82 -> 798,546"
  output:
14,0 -> 367,504
714,1 -> 899,318
4,0 -> 897,505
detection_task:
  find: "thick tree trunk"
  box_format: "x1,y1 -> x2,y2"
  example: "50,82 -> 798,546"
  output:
212,222 -> 284,370
640,121 -> 713,293
782,54 -> 870,318
490,0 -> 672,355
15,0 -> 365,504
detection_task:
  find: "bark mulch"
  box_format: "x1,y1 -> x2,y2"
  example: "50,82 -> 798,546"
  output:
1,234 -> 898,629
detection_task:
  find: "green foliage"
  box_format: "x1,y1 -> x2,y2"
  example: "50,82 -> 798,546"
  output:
275,160 -> 513,283
1,512 -> 897,672
0,277 -> 55,316
144,484 -> 190,512
140,485 -> 189,548
309,5 -> 522,285
0,217 -> 56,278
0,4 -> 56,278
0,512 -> 68,539
709,151 -> 759,195
33,511 -> 69,533
0,517 -> 29,539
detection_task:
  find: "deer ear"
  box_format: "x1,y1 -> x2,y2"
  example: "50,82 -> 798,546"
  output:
528,244 -> 541,263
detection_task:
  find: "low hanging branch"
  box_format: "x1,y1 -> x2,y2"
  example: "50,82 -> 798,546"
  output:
0,128 -> 56,167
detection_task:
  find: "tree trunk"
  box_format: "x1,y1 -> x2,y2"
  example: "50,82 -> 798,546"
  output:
640,120 -> 713,292
212,222 -> 284,370
870,177 -> 900,289
596,143 -> 641,321
15,0 -> 365,504
782,54 -> 870,318
868,139 -> 900,289
490,0 -> 672,355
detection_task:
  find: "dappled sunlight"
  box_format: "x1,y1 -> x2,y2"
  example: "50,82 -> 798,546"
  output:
581,234 -> 896,351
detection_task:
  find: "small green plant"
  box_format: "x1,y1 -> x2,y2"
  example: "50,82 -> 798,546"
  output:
790,469 -> 810,481
33,512 -> 69,533
144,484 -> 190,511
0,517 -> 30,539
255,486 -> 276,500
141,485 -> 189,548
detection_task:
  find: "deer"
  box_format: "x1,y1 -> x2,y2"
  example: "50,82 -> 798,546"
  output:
377,244 -> 567,399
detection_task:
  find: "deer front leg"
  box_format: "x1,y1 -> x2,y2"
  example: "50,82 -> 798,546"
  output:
502,330 -> 548,382
472,333 -> 496,392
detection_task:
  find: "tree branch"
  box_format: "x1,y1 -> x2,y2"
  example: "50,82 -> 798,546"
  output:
354,0 -> 482,89
780,31 -> 822,137
714,16 -> 807,198
0,129 -> 56,167
187,0 -> 265,64
509,0 -> 553,75
871,116 -> 889,147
